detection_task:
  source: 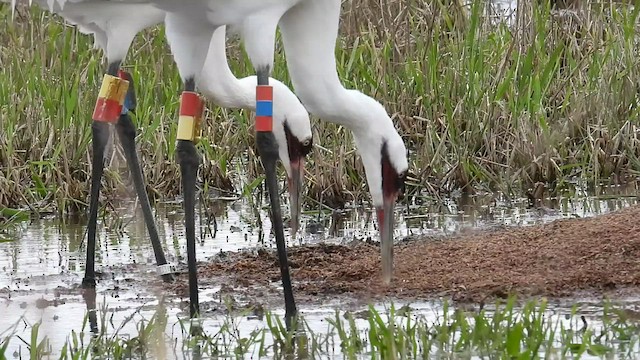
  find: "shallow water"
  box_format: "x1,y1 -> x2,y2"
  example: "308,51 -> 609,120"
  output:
1,184 -> 639,358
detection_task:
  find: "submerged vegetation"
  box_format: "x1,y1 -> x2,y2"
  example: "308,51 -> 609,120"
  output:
2,297 -> 640,359
1,1 -> 640,214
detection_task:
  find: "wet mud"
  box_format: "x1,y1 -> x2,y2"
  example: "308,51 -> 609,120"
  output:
169,204 -> 640,305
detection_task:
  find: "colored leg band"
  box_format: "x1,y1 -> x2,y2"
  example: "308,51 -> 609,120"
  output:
92,74 -> 129,123
255,85 -> 273,132
157,263 -> 177,276
176,91 -> 205,143
117,71 -> 133,115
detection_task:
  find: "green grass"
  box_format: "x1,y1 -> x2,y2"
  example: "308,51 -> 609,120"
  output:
1,297 -> 639,359
1,1 -> 640,215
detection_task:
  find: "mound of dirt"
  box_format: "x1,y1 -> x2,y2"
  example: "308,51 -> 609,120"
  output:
172,205 -> 640,304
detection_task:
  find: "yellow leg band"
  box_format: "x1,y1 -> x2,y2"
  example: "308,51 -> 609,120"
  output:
98,74 -> 129,103
177,115 -> 202,143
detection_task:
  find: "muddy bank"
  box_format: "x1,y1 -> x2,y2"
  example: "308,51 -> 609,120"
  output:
168,205 -> 640,304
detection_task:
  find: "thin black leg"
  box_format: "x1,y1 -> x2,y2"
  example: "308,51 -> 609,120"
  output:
82,121 -> 111,288
82,61 -> 121,288
178,140 -> 199,318
177,77 -> 201,319
255,69 -> 297,328
82,288 -> 99,334
116,113 -> 173,282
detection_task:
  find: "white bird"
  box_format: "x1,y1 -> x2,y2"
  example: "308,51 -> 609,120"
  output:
147,0 -> 408,325
7,0 -> 409,327
50,2 -> 313,207
278,3 -> 409,298
199,25 -> 313,236
6,0 -> 314,316
48,1 -> 315,169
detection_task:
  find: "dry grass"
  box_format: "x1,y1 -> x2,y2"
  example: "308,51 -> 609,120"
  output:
1,1 -> 639,215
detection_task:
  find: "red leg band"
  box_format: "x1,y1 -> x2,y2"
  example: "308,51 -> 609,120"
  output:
255,116 -> 273,132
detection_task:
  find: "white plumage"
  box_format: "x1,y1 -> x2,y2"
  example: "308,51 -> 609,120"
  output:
5,0 -> 408,209
199,26 -> 312,177
11,0 -> 313,178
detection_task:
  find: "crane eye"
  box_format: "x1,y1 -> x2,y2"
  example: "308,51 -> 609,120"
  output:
302,139 -> 311,147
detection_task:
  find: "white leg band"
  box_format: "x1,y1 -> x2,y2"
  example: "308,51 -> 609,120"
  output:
157,263 -> 177,276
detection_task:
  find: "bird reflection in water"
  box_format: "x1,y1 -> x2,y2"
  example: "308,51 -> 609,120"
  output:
81,287 -> 99,334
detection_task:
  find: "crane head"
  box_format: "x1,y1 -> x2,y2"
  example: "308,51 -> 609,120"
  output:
377,141 -> 407,285
264,78 -> 313,238
283,121 -> 313,238
351,110 -> 408,285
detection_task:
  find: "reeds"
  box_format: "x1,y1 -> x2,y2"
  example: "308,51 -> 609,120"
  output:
2,298 -> 639,358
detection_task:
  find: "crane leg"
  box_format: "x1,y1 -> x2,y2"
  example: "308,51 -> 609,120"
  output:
82,120 -> 110,288
114,73 -> 175,282
82,61 -> 121,288
175,77 -> 203,320
82,287 -> 99,334
254,68 -> 297,329
83,62 -> 175,287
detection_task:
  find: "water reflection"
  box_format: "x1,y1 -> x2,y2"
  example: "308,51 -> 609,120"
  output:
1,184 -> 638,281
397,182 -> 639,239
0,184 -> 638,357
82,287 -> 99,334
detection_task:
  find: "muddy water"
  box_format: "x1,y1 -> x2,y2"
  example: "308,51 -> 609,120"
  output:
0,185 -> 638,358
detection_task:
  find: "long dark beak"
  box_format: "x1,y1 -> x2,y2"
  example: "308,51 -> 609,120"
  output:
288,158 -> 304,237
377,195 -> 396,285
